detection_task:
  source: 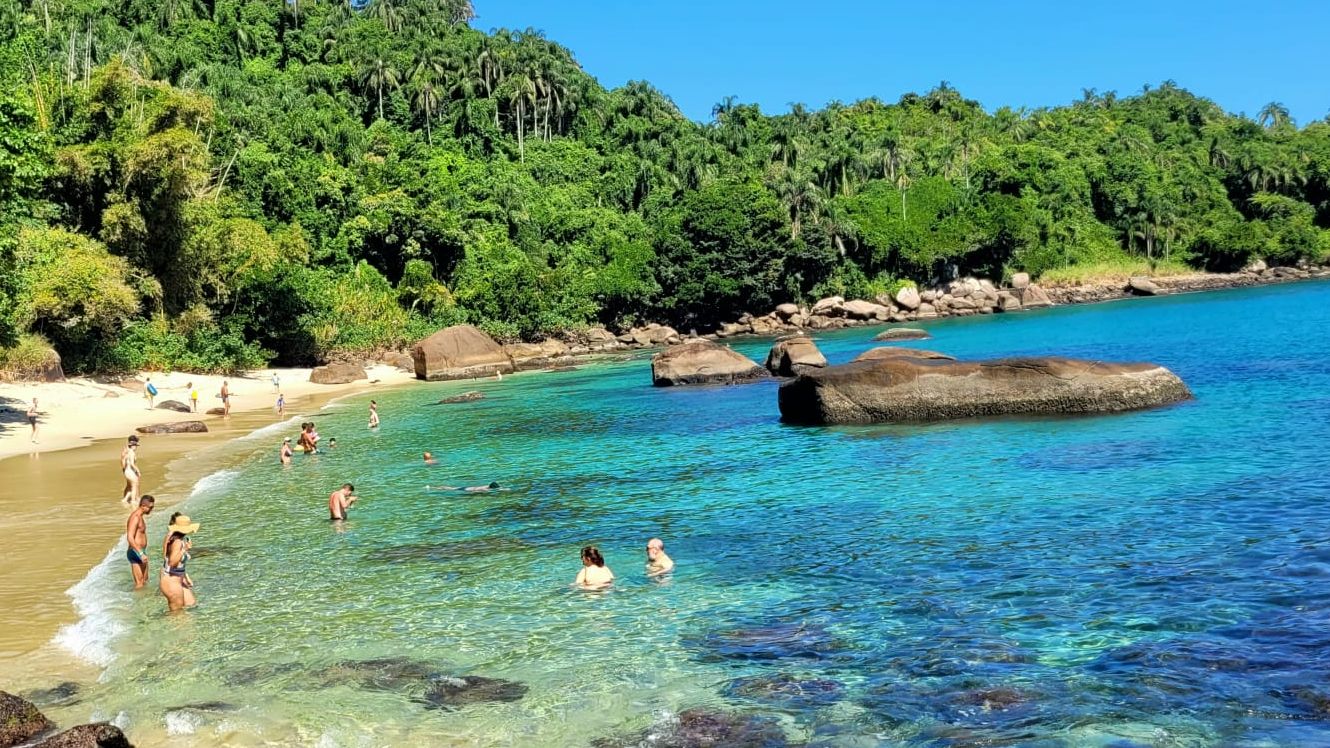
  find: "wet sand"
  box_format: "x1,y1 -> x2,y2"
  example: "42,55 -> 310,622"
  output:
0,385 -> 408,689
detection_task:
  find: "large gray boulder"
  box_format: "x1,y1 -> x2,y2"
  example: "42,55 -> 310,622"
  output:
841,300 -> 890,321
412,325 -> 514,381
136,421 -> 208,434
155,400 -> 191,413
0,691 -> 53,747
1128,276 -> 1161,296
1014,284 -> 1053,308
651,340 -> 768,387
894,286 -> 922,310
309,362 -> 367,385
779,355 -> 1191,425
765,337 -> 827,377
872,328 -> 930,342
1011,272 -> 1031,289
503,339 -> 573,371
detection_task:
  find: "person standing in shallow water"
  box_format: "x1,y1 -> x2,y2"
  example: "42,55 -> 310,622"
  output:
368,400 -> 379,429
645,538 -> 674,576
280,437 -> 293,465
575,546 -> 614,589
160,513 -> 199,612
329,483 -> 357,520
125,495 -> 155,589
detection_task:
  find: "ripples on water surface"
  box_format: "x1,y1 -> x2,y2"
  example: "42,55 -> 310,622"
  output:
45,280 -> 1330,746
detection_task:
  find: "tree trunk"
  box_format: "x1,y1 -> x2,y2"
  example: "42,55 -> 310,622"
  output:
516,99 -> 525,162
377,86 -> 384,121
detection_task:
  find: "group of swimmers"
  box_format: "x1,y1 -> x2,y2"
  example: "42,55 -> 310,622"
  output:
574,538 -> 675,589
125,495 -> 200,612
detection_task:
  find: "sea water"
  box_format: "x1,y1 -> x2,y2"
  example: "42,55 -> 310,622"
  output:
41,280 -> 1330,746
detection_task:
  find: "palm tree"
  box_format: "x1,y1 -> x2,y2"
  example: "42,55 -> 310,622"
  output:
770,167 -> 822,239
711,95 -> 738,122
360,56 -> 401,121
503,72 -> 536,161
367,0 -> 401,33
1257,101 -> 1292,130
412,76 -> 441,144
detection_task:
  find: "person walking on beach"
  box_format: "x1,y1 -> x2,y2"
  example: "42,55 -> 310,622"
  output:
575,546 -> 614,589
280,437 -> 293,465
26,398 -> 39,443
220,380 -> 231,416
144,378 -> 157,410
272,373 -> 280,393
329,483 -> 358,521
120,436 -> 141,504
646,538 -> 674,576
368,400 -> 379,429
188,382 -> 199,413
126,495 -> 155,589
276,392 -> 285,416
160,513 -> 199,612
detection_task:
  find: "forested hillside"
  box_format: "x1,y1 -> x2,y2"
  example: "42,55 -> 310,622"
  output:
1,0 -> 1328,373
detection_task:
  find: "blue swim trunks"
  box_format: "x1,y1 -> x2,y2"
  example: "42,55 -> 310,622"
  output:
126,547 -> 147,565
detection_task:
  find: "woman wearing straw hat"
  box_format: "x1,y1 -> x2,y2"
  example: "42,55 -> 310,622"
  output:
159,513 -> 200,612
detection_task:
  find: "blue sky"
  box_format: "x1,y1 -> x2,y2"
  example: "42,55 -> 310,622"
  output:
474,0 -> 1329,125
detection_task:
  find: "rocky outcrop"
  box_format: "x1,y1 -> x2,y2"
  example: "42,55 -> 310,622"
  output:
841,299 -> 890,321
872,328 -> 930,342
0,691 -> 54,747
1014,284 -> 1053,308
504,339 -> 574,371
421,676 -> 528,710
411,325 -> 514,381
764,337 -> 827,377
309,362 -> 367,384
651,340 -> 768,387
30,724 -> 134,748
136,421 -> 208,434
852,347 -> 955,362
438,391 -> 485,404
1128,276 -> 1160,296
155,400 -> 191,413
779,355 -> 1192,425
894,286 -> 922,310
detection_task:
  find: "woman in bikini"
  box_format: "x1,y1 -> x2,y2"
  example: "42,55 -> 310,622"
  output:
159,513 -> 199,612
574,546 -> 614,589
120,436 -> 141,504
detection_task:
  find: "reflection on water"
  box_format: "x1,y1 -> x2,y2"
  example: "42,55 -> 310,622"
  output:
30,280 -> 1330,746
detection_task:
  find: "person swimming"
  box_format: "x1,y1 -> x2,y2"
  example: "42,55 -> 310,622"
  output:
426,481 -> 503,493
423,451 -> 437,465
645,537 -> 675,576
574,546 -> 614,589
159,513 -> 199,613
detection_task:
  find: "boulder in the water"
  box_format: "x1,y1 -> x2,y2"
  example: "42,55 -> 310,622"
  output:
651,340 -> 767,387
852,347 -> 954,363
764,336 -> 827,377
318,658 -> 443,691
872,328 -> 931,342
438,391 -> 485,405
685,621 -> 842,662
421,676 -> 528,710
779,355 -> 1192,425
20,682 -> 80,708
136,421 -> 208,434
29,723 -> 134,748
155,400 -> 192,413
412,325 -> 514,381
0,690 -> 54,747
309,362 -> 368,385
593,708 -> 789,748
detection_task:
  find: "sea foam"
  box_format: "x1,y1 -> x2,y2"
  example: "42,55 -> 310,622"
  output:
52,544 -> 131,667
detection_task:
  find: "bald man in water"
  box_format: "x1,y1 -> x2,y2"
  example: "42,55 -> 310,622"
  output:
646,538 -> 674,576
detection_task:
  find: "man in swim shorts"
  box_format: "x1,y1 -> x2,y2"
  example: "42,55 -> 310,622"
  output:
646,537 -> 675,576
126,495 -> 155,588
329,483 -> 358,520
26,398 -> 38,443
220,380 -> 231,416
121,435 -> 141,504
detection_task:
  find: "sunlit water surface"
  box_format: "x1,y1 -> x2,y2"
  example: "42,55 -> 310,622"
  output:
41,280 -> 1330,746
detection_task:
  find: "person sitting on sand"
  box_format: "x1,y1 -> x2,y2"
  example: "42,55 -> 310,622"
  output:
645,537 -> 674,576
575,546 -> 614,589
280,437 -> 293,465
160,513 -> 199,613
423,451 -> 437,465
426,481 -> 504,493
126,495 -> 155,589
329,483 -> 357,521
368,400 -> 379,429
121,436 -> 141,504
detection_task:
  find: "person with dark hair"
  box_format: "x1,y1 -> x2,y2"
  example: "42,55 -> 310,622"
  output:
125,495 -> 155,588
159,513 -> 199,612
368,400 -> 379,429
280,437 -> 293,465
120,435 -> 141,504
329,483 -> 358,521
575,546 -> 614,589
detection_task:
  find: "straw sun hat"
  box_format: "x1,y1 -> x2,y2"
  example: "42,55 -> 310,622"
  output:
169,515 -> 200,535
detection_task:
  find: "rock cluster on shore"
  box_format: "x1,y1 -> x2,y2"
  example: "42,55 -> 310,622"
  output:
1044,262 -> 1330,305
778,354 -> 1192,425
0,690 -> 133,748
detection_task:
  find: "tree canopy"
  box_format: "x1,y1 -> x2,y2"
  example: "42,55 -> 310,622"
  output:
1,1 -> 1328,372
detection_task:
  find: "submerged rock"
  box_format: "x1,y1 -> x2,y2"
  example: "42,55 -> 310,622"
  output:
651,340 -> 768,387
764,337 -> 827,377
852,347 -> 954,363
318,658 -> 444,691
0,690 -> 54,747
779,355 -> 1192,425
724,674 -> 844,709
420,676 -> 528,710
872,327 -> 930,342
367,538 -> 532,565
685,621 -> 842,662
29,724 -> 133,748
135,421 -> 208,434
412,325 -> 514,381
594,708 -> 789,748
20,682 -> 80,707
437,391 -> 485,404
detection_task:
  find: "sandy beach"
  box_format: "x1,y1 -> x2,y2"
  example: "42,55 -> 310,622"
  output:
0,366 -> 417,677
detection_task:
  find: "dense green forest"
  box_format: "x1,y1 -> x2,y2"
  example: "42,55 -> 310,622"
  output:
1,0 -> 1328,373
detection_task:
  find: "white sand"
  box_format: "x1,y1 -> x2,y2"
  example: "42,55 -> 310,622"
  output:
0,366 -> 416,461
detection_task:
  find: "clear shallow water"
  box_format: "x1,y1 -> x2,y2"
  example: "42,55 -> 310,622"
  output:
44,280 -> 1330,746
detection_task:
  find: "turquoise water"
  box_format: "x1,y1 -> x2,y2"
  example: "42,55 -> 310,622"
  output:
47,280 -> 1330,746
